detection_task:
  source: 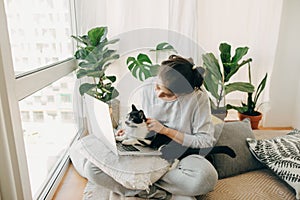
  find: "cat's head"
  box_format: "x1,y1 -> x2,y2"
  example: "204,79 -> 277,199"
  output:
125,104 -> 147,127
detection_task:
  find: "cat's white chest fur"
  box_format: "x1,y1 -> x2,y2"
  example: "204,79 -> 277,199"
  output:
116,123 -> 150,146
125,123 -> 148,139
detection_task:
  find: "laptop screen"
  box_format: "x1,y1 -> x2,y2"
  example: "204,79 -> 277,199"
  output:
84,94 -> 118,155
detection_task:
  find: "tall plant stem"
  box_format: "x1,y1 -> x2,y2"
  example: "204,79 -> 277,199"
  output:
248,62 -> 252,84
217,83 -> 224,108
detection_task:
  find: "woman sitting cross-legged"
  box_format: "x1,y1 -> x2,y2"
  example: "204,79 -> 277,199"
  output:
72,55 -> 218,200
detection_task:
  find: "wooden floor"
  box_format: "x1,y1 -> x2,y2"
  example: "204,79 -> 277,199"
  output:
52,164 -> 87,200
52,126 -> 293,200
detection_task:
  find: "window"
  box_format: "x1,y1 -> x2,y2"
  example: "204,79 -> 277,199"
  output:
19,74 -> 78,195
0,0 -> 81,199
4,0 -> 73,75
32,111 -> 44,122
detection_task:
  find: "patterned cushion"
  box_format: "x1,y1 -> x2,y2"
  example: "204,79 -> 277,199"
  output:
247,129 -> 300,200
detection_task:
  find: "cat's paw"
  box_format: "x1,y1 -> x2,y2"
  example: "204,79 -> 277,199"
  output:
122,138 -> 143,146
115,134 -> 126,142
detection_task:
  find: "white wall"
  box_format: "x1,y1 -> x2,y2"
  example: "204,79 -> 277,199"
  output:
264,0 -> 300,128
197,0 -> 283,103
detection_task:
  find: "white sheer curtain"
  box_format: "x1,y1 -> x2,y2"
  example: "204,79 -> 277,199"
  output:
74,0 -> 288,126
75,0 -> 282,96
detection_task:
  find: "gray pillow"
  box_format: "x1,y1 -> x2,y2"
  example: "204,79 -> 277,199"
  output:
211,119 -> 263,179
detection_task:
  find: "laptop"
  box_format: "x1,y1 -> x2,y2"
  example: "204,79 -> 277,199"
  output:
84,94 -> 162,156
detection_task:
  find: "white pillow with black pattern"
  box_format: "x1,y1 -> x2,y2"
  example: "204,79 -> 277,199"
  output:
247,129 -> 300,200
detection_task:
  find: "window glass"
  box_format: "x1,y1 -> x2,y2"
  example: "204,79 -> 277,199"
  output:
4,0 -> 73,75
19,73 -> 78,196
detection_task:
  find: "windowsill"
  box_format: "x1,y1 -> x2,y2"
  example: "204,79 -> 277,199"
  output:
52,163 -> 87,200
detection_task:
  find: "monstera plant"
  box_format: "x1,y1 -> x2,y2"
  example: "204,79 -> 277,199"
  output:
71,26 -> 120,102
126,42 -> 177,81
202,43 -> 255,118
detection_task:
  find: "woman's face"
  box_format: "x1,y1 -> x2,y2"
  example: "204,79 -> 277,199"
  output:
155,83 -> 177,100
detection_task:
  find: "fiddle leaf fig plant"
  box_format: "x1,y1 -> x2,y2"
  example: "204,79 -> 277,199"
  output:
127,42 -> 177,81
72,26 -> 120,102
202,43 -> 255,113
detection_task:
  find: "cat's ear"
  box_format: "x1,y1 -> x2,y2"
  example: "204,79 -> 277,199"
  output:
138,111 -> 147,121
131,104 -> 138,111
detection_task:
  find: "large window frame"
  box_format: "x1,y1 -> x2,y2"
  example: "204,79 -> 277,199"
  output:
0,0 -> 81,199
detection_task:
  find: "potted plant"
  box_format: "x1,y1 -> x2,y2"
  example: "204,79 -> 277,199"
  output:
227,61 -> 268,129
71,26 -> 120,127
202,42 -> 255,119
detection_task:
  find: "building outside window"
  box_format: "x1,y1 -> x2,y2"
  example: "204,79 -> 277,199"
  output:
1,0 -> 81,199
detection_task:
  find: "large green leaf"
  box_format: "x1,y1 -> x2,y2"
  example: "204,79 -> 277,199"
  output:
79,83 -> 97,95
219,43 -> 231,64
95,38 -> 120,54
106,75 -> 117,83
74,48 -> 89,60
150,42 -> 178,53
126,53 -> 155,81
226,104 -> 248,113
204,73 -> 220,100
88,27 -> 107,46
232,47 -> 249,63
76,69 -> 88,78
253,73 -> 268,105
85,70 -> 104,78
71,35 -> 91,46
137,53 -> 152,64
224,58 -> 252,82
224,82 -> 255,95
202,53 -> 222,80
71,35 -> 87,46
78,61 -> 94,68
219,44 -> 249,82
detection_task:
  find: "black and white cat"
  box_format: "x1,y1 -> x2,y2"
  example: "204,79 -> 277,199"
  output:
115,104 -> 152,146
116,104 -> 236,160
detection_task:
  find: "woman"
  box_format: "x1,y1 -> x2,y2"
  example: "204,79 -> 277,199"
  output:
75,55 -> 218,199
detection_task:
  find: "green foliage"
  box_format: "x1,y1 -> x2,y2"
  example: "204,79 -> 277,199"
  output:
202,42 -> 254,110
127,54 -> 160,81
72,27 -> 120,102
227,71 -> 268,116
127,42 -> 177,81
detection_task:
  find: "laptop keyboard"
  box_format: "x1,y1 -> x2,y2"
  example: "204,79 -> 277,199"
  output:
116,142 -> 139,152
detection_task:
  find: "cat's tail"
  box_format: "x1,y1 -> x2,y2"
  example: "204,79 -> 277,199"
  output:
208,146 -> 236,158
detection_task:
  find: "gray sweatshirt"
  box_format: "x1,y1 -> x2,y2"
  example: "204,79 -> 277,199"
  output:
129,77 -> 215,149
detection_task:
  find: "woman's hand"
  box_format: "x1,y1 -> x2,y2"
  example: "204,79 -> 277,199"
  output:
147,118 -> 184,144
146,118 -> 166,134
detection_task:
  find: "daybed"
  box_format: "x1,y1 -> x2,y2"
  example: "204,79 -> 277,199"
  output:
71,119 -> 299,200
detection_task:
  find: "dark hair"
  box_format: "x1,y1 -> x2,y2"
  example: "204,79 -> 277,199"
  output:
158,55 -> 204,94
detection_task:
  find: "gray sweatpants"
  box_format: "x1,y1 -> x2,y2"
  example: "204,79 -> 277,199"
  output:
70,146 -> 218,199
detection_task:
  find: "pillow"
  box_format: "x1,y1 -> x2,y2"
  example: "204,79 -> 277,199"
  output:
70,134 -> 170,190
210,119 -> 263,179
247,129 -> 300,200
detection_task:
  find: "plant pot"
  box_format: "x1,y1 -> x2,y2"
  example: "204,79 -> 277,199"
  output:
107,99 -> 120,129
238,112 -> 262,129
211,107 -> 227,120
